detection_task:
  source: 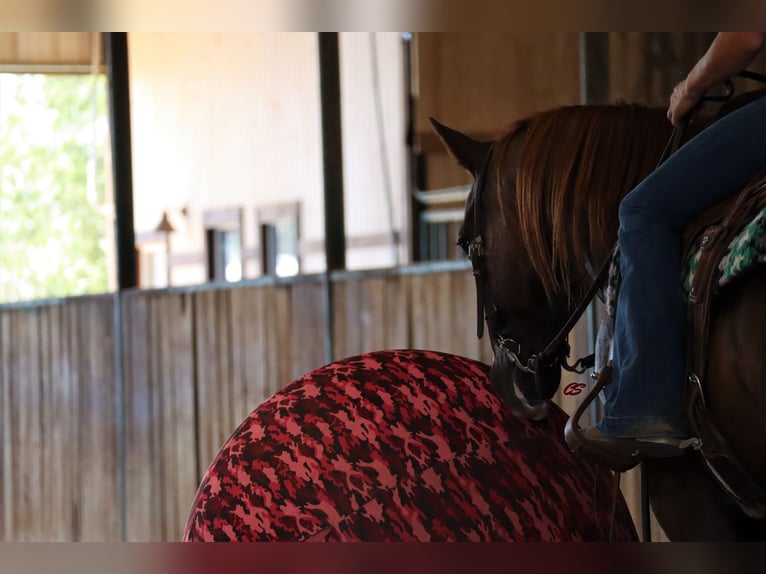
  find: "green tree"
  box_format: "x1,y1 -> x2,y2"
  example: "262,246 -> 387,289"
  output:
0,73 -> 110,302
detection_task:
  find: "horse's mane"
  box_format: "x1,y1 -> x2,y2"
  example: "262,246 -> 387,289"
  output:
493,103 -> 672,307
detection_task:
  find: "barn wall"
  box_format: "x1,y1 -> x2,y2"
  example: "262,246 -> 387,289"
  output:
0,265 -> 656,541
414,32 -> 581,190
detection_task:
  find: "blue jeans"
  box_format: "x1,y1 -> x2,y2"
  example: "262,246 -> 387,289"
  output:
598,95 -> 766,438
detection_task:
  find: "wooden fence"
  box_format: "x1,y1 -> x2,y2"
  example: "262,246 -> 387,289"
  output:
0,263 -> 662,541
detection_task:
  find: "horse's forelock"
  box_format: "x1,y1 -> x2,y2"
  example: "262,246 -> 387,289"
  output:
499,104 -> 671,309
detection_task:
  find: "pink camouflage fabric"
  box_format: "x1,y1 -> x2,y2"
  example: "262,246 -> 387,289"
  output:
183,349 -> 637,541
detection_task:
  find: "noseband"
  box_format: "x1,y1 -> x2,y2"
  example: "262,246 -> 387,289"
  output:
461,144 -> 598,399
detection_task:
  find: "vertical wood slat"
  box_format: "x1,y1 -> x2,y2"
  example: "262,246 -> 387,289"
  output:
123,293 -> 161,541
50,305 -> 76,542
3,311 -> 18,540
167,293 -> 197,541
76,299 -> 119,541
230,286 -> 269,417
194,289 -> 241,475
0,306 -> 6,541
289,281 -> 327,381
14,308 -> 43,540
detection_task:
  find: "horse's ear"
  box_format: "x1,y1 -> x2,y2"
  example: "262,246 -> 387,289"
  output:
430,118 -> 491,175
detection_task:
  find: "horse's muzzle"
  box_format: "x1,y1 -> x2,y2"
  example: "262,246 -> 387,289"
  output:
489,354 -> 550,421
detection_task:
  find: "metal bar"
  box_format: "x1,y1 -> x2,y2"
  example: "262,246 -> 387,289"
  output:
105,32 -> 137,290
579,32 -> 610,104
318,33 -> 345,362
105,32 -> 136,543
579,32 -> 610,429
413,185 -> 471,206
641,461 -> 652,541
318,32 -> 346,272
402,33 -> 416,264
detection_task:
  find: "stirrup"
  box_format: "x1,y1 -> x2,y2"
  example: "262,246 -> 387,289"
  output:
564,365 -> 702,471
564,364 -> 642,471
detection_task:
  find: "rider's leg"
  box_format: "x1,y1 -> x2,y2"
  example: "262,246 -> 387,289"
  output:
599,95 -> 766,440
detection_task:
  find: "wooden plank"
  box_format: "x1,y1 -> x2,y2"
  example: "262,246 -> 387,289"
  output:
165,292 -> 197,541
289,282 -> 326,380
359,278 -> 386,354
48,303 -> 74,541
0,310 -> 6,541
123,293 -> 161,541
383,275 -> 408,350
14,308 -> 43,540
2,311 -> 19,540
76,299 -> 119,541
261,285 -> 281,400
10,33 -> 96,66
237,286 -> 271,411
38,306 -> 53,541
65,303 -> 82,541
336,279 -> 363,360
156,293 -> 174,540
215,289 -> 234,447
194,290 -> 232,474
447,270 -> 482,361
330,281 -> 348,361
273,286 -> 292,389
416,33 -> 580,135
229,288 -> 249,427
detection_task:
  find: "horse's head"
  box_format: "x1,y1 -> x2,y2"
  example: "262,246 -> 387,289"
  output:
432,106 -> 672,420
431,118 -> 562,420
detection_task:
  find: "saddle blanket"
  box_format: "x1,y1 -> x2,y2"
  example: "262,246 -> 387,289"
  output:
597,206 -> 766,371
604,205 -> 766,319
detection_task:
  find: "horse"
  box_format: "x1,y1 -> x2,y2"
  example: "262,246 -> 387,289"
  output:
432,103 -> 766,541
184,350 -> 637,541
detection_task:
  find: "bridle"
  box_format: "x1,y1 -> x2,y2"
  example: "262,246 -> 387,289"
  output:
459,143 -> 605,401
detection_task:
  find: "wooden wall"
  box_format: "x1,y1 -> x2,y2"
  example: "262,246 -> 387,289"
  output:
0,297 -> 119,541
0,33 -> 102,68
0,267 -> 485,541
414,32 -> 581,190
0,266 -> 659,541
414,32 -> 766,193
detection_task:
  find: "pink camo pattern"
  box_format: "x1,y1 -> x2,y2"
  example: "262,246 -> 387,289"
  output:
183,350 -> 637,541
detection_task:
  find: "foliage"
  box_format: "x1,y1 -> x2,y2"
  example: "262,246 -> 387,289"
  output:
0,74 -> 110,302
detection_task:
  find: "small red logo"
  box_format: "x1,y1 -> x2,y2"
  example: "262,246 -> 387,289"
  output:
563,382 -> 587,396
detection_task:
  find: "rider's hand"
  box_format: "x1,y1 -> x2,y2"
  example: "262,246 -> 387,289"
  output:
667,79 -> 703,127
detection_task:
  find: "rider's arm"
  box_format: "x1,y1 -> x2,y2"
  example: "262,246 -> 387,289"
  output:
668,32 -> 766,126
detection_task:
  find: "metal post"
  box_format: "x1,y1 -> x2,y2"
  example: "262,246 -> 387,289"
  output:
318,33 -> 345,364
105,32 -> 135,542
579,32 -> 610,427
105,33 -> 137,289
318,32 -> 346,272
579,33 -> 610,105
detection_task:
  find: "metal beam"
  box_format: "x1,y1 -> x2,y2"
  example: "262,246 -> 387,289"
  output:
105,32 -> 137,290
318,32 -> 346,272
579,33 -> 610,105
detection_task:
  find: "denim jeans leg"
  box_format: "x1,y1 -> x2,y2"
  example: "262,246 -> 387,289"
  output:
597,95 -> 766,438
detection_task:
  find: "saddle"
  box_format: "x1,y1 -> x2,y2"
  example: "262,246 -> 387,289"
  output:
568,90 -> 766,519
682,170 -> 766,519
